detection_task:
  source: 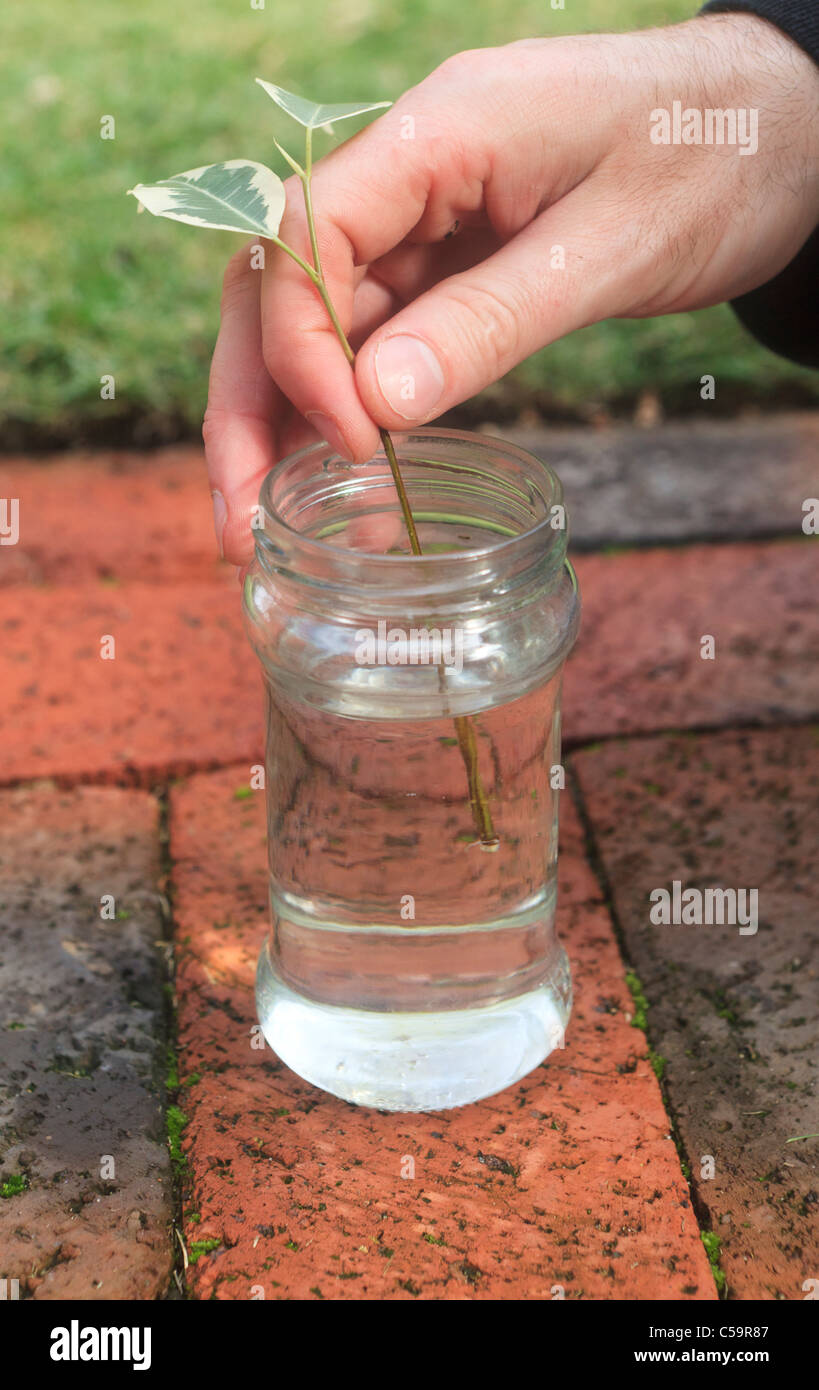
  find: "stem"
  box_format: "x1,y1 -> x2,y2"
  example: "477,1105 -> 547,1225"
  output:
290,132 -> 496,848
299,252 -> 422,554
303,126 -> 323,289
267,232 -> 321,285
378,426 -> 422,556
454,715 -> 499,850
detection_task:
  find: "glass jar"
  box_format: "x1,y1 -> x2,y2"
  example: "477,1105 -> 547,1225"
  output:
243,428 -> 580,1111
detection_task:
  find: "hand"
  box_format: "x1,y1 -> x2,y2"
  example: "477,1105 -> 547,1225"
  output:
204,13 -> 819,563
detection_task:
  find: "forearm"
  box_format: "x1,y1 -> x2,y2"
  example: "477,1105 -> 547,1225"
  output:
699,1 -> 819,365
701,2 -> 819,60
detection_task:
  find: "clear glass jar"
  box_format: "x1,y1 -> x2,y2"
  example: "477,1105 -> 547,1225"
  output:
243,428 -> 580,1111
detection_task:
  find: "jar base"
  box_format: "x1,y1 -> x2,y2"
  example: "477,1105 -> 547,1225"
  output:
255,938 -> 572,1112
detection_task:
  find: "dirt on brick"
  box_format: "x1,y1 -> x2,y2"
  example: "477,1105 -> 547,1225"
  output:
572,726 -> 819,1299
169,767 -> 714,1301
0,785 -> 173,1299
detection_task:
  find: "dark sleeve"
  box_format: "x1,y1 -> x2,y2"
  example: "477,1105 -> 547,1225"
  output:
699,1 -> 819,368
700,2 -> 819,53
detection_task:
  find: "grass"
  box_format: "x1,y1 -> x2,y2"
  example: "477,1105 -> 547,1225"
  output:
625,970 -> 667,1080
188,1237 -> 221,1265
625,969 -> 649,1033
1,1173 -> 28,1198
701,1230 -> 727,1296
624,969 -> 728,1295
2,0 -> 817,446
167,1103 -> 190,1179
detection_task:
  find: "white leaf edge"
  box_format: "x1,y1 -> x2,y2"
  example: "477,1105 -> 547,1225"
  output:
127,159 -> 286,237
255,79 -> 391,130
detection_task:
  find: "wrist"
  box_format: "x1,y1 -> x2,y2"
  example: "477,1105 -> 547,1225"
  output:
684,12 -> 819,145
661,14 -> 819,213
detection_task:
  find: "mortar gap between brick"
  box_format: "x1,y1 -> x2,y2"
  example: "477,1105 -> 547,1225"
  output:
153,782 -> 191,1300
565,758 -> 727,1299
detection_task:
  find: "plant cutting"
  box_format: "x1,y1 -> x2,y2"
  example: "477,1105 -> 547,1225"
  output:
129,81 -> 580,1111
128,80 -> 496,849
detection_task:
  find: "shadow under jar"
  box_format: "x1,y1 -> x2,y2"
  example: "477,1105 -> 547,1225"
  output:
243,428 -> 580,1111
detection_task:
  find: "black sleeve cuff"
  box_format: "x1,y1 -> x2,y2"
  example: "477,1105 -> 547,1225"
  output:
729,227 -> 819,369
700,2 -> 819,62
699,2 -> 819,367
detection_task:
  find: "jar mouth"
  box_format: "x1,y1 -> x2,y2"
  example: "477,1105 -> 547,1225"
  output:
255,428 -> 567,594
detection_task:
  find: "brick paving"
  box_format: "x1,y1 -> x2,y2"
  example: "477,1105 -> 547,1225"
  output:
169,771 -> 712,1300
0,439 -> 815,1300
572,727 -> 819,1300
566,540 -> 818,743
0,582 -> 262,786
0,786 -> 171,1298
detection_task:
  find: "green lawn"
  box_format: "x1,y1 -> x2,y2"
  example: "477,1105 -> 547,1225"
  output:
2,0 -> 816,445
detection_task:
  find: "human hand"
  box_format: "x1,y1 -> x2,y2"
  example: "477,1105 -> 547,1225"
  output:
204,13 -> 819,562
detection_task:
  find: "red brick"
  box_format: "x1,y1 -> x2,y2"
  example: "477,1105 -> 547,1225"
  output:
169,768 -> 713,1300
4,464 -> 814,790
565,540 -> 818,741
0,581 -> 263,784
0,448 -> 220,586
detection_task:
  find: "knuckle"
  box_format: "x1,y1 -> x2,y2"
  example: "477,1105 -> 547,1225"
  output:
220,244 -> 255,310
260,334 -> 281,384
432,47 -> 488,84
446,278 -> 524,373
201,407 -> 226,451
260,324 -> 293,387
262,311 -> 334,387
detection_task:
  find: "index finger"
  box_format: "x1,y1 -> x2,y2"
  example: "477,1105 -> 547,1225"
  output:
204,242 -> 284,564
260,92 -> 473,463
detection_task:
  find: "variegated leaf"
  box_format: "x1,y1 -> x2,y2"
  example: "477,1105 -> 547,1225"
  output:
255,79 -> 391,130
128,160 -> 285,237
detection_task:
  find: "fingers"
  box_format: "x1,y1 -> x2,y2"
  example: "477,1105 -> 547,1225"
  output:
367,226 -> 504,306
259,149 -> 429,465
345,272 -> 403,352
203,244 -> 282,565
253,39 -> 631,464
204,236 -> 409,562
258,77 -> 507,464
353,176 -> 640,429
208,84 -> 620,554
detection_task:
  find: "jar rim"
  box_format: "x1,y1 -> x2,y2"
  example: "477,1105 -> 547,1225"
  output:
255,427 -> 566,584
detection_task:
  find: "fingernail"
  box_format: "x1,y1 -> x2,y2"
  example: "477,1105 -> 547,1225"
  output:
375,334 -> 444,419
305,411 -> 354,461
211,490 -> 227,559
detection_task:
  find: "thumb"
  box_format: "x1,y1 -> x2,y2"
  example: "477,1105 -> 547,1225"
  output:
353,177 -> 639,427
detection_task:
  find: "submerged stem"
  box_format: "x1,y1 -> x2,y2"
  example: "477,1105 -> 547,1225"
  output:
454,716 -> 499,852
293,135 -> 497,848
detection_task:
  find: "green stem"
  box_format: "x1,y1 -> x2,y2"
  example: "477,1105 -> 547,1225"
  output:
303,126 -> 323,290
454,715 -> 499,851
306,275 -> 422,555
290,134 -> 496,848
267,232 -> 321,285
378,426 -> 422,556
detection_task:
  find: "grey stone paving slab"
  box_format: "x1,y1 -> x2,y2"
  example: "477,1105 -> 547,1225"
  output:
500,413 -> 818,548
572,726 -> 819,1299
0,785 -> 172,1299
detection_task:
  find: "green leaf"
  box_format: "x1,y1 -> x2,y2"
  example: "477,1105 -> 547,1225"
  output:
128,160 -> 285,237
255,79 -> 391,130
